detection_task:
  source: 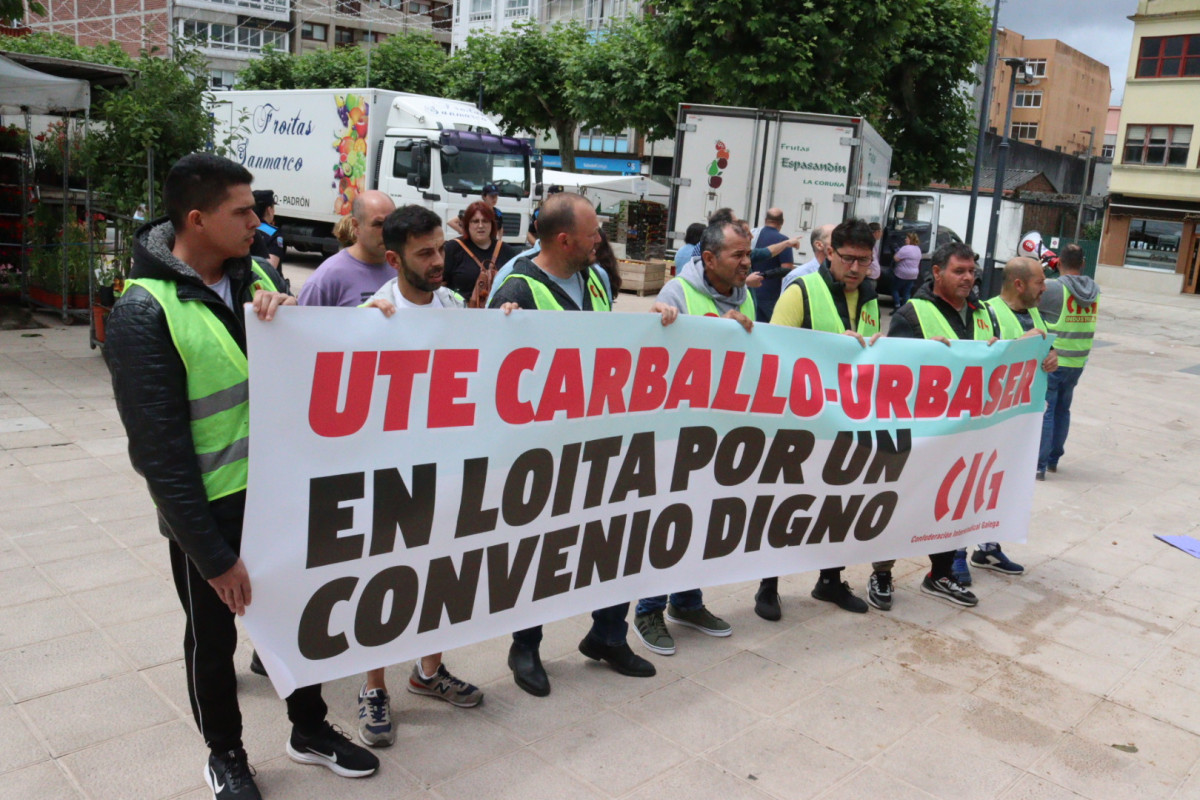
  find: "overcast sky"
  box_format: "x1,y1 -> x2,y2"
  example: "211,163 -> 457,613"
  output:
995,0 -> 1138,104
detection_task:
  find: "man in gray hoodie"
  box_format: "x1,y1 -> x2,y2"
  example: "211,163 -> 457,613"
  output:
632,219 -> 754,657
1036,243 -> 1100,478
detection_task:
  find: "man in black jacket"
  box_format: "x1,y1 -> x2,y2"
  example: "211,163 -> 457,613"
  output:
865,242 -> 998,612
105,153 -> 378,800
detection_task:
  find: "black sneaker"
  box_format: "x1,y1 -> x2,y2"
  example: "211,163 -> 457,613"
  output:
920,574 -> 978,607
205,749 -> 261,799
811,578 -> 868,613
248,651 -> 267,677
867,571 -> 893,611
287,721 -> 379,778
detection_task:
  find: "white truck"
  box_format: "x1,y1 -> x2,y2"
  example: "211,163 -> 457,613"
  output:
668,103 -> 893,264
879,190 -> 1026,295
211,89 -> 535,252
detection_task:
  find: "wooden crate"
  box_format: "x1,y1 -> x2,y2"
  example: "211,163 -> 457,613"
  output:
617,258 -> 669,296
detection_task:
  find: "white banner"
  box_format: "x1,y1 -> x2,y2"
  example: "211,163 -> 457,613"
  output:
242,307 -> 1052,696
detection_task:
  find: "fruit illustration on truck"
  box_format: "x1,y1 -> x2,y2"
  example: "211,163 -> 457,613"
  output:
708,140 -> 729,188
332,94 -> 369,216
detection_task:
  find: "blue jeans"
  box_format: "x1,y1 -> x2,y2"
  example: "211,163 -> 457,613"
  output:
892,277 -> 915,307
512,602 -> 630,649
1039,366 -> 1083,472
636,590 -> 703,616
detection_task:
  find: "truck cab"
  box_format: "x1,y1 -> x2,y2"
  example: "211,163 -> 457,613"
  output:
380,129 -> 533,243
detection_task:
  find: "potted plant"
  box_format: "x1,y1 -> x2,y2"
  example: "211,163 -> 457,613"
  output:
27,205 -> 95,309
32,120 -> 88,188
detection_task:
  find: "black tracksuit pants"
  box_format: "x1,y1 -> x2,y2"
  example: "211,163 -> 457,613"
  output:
169,540 -> 327,754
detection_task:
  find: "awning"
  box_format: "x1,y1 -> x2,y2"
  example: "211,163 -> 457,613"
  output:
0,53 -> 90,114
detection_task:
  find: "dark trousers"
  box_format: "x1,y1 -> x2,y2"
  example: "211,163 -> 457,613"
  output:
872,551 -> 955,580
169,540 -> 326,753
512,602 -> 630,649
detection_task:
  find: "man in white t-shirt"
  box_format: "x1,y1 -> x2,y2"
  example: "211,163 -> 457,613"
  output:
356,205 -> 483,747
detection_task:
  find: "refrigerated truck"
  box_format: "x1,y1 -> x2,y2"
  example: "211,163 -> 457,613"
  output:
668,104 -> 893,264
210,89 -> 535,252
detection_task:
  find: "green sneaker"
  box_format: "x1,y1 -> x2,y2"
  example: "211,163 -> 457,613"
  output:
633,610 -> 675,655
666,604 -> 732,637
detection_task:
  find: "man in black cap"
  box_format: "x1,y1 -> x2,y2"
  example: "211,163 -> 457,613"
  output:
250,189 -> 285,272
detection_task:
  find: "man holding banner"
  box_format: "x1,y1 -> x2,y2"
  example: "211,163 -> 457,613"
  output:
488,192 -> 668,696
763,218 -> 882,619
105,154 -> 379,800
868,242 -> 999,610
629,217 -> 753,656
947,256 -> 1058,585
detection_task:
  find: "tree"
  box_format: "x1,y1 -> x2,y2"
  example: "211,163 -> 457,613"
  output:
369,32 -> 449,95
233,45 -> 296,90
450,21 -> 590,171
568,18 -> 686,145
876,0 -> 990,187
4,0 -> 45,24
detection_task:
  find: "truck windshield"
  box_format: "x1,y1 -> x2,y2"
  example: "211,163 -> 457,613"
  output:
439,130 -> 530,198
440,150 -> 529,197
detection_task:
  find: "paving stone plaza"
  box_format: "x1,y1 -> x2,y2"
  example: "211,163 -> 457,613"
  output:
1,281 -> 1199,800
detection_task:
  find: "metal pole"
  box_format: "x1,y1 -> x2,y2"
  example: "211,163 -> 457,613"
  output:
983,63 -> 1019,298
1074,126 -> 1096,241
365,18 -> 373,88
966,0 -> 1001,247
147,147 -> 155,219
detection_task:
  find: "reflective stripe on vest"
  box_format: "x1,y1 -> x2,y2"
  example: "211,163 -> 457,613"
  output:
498,268 -> 611,311
1048,283 -> 1097,367
123,261 -> 279,501
676,277 -> 756,318
985,297 -> 1045,340
911,298 -> 993,340
799,272 -> 880,336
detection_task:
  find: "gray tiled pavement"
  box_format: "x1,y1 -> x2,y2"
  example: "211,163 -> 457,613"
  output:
2,282 -> 1200,800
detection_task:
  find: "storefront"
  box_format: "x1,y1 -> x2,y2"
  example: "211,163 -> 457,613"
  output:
1099,195 -> 1200,293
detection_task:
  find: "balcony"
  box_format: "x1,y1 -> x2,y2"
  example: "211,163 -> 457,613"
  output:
175,0 -> 290,22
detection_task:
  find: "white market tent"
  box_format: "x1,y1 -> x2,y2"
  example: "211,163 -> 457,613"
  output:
540,168 -> 669,213
0,53 -> 90,114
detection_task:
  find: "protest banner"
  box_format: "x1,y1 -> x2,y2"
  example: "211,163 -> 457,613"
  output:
242,307 -> 1052,696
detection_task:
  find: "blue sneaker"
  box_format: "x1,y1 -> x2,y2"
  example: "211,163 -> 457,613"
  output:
971,545 -> 1024,575
951,549 -> 972,586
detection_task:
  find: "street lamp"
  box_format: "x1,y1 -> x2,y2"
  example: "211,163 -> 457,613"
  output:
965,0 -> 1002,248
1074,126 -> 1096,241
982,55 -> 1033,298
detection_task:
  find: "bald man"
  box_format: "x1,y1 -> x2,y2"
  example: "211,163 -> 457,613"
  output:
783,223 -> 835,291
749,207 -> 794,322
298,190 -> 397,307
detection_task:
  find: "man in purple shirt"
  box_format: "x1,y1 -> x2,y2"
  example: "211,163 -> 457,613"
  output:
298,190 -> 396,307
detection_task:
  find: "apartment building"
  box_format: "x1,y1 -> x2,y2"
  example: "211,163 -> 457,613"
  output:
978,28 -> 1111,157
1098,0 -> 1200,294
25,0 -> 450,89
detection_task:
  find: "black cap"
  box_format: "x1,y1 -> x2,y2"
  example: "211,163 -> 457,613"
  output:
252,189 -> 276,207
482,183 -> 499,196
547,185 -> 564,194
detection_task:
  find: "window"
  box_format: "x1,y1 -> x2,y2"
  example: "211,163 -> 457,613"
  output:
504,0 -> 528,17
336,0 -> 360,15
578,127 -> 631,153
1101,143 -> 1115,159
1123,124 -> 1191,166
1013,90 -> 1042,108
334,27 -> 354,46
1010,122 -> 1039,141
361,31 -> 385,43
1136,35 -> 1200,78
1025,58 -> 1046,78
1125,218 -> 1182,270
210,69 -> 237,89
380,0 -> 403,8
392,144 -> 429,187
179,20 -> 284,54
469,0 -> 491,21
301,22 -> 327,40
409,0 -> 430,11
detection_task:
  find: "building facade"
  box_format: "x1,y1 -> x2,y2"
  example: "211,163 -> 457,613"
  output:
978,28 -> 1111,157
1099,0 -> 1200,294
25,0 -> 450,89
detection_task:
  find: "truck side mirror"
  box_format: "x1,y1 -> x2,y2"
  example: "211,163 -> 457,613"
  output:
533,154 -> 544,188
